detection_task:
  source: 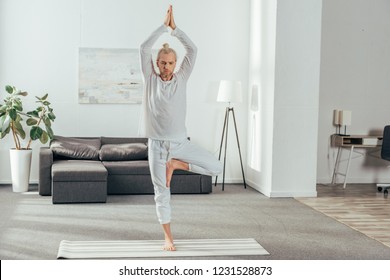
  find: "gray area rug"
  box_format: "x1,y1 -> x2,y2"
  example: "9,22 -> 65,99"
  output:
57,238 -> 269,259
2,184 -> 390,259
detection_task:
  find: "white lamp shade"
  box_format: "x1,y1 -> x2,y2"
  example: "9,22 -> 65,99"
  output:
339,110 -> 352,126
217,80 -> 242,103
333,109 -> 340,125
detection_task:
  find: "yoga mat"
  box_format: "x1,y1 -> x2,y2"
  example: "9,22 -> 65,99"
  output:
57,238 -> 269,259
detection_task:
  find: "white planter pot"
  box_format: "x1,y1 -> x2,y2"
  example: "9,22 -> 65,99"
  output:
10,149 -> 32,192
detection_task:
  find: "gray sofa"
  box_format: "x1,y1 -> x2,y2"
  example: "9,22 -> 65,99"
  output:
39,136 -> 212,204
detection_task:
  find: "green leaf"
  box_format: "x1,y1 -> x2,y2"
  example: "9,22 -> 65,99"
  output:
26,118 -> 38,126
15,114 -> 23,122
48,112 -> 56,121
39,93 -> 48,101
40,131 -> 49,144
30,126 -> 43,140
43,101 -> 51,106
5,85 -> 13,94
0,115 -> 7,133
13,99 -> 23,111
1,115 -> 10,131
0,105 -> 7,113
13,120 -> 26,139
17,91 -> 28,97
9,109 -> 17,121
13,103 -> 23,111
29,110 -> 40,118
1,126 -> 10,138
45,124 -> 54,139
43,116 -> 51,127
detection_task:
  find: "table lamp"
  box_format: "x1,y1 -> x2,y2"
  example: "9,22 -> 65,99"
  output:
334,109 -> 351,136
339,110 -> 351,136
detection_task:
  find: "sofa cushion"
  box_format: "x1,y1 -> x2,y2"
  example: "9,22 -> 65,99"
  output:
99,143 -> 148,161
101,136 -> 148,145
102,160 -> 195,176
102,161 -> 150,175
52,160 -> 107,181
50,136 -> 101,160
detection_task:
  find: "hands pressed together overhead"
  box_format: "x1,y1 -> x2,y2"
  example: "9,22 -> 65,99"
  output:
164,5 -> 176,30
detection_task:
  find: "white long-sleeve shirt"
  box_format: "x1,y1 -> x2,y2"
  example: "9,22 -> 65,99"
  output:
140,25 -> 197,141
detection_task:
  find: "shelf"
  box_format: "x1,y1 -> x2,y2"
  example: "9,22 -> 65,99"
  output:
333,134 -> 382,147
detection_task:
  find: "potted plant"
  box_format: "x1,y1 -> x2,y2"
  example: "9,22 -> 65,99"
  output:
0,85 -> 56,192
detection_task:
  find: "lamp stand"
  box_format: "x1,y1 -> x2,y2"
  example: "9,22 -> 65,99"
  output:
215,106 -> 247,191
343,125 -> 349,136
336,125 -> 350,136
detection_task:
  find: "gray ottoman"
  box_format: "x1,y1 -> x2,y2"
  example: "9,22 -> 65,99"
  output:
51,160 -> 108,204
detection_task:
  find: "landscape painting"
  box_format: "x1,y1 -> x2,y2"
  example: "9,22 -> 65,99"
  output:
79,48 -> 143,104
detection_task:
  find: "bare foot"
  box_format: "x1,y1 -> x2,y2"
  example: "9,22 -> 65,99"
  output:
163,238 -> 176,251
166,159 -> 190,188
162,223 -> 176,251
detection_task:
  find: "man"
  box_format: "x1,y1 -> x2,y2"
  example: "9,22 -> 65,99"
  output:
140,5 -> 222,251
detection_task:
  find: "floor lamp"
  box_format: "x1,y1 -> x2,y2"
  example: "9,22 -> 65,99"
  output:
215,80 -> 247,191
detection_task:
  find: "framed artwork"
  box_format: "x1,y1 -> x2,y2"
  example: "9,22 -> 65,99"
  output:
78,48 -> 143,104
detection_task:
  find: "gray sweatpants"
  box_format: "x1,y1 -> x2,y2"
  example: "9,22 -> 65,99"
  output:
148,138 -> 223,224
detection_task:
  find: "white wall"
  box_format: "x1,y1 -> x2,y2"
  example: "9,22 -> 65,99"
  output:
271,0 -> 322,197
317,0 -> 390,184
247,0 -> 277,196
0,0 -> 250,184
247,0 -> 322,197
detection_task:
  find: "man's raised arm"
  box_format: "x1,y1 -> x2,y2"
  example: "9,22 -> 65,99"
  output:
139,25 -> 168,79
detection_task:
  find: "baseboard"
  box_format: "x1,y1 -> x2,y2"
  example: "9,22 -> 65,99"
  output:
213,177 -> 246,184
269,190 -> 318,198
245,179 -> 317,198
0,180 -> 12,185
246,179 -> 270,197
0,180 -> 38,185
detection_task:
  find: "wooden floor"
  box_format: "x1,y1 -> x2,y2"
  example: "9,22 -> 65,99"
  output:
296,183 -> 390,247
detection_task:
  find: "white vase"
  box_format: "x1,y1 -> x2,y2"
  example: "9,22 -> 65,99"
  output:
10,149 -> 32,192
